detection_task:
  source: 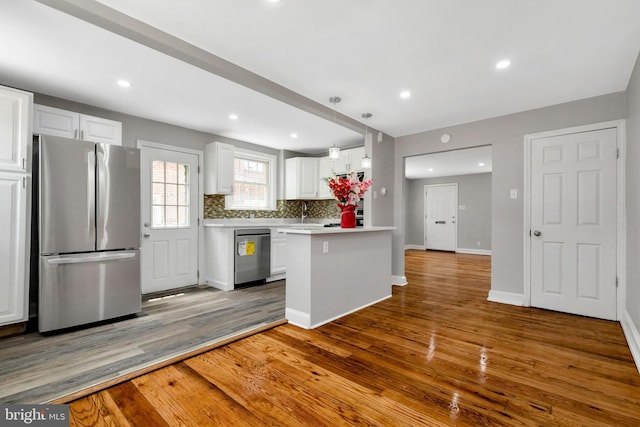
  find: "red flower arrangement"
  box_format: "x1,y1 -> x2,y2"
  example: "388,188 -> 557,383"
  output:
324,172 -> 372,206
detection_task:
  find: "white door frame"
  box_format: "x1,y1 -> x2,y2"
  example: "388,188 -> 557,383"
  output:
424,183 -> 458,251
523,120 -> 626,320
137,139 -> 205,286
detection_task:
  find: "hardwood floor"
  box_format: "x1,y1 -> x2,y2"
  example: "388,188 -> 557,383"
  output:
0,281 -> 285,404
68,250 -> 640,426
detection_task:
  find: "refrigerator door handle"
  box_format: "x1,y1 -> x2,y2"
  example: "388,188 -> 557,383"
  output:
96,148 -> 106,247
47,252 -> 136,265
88,150 -> 96,246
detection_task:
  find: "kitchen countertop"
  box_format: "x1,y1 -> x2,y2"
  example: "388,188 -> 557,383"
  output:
277,226 -> 395,235
203,219 -> 332,228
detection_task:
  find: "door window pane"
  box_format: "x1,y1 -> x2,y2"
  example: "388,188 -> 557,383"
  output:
151,160 -> 190,228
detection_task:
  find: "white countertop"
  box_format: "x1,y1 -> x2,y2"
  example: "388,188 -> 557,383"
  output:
203,219 -> 332,228
277,226 -> 395,235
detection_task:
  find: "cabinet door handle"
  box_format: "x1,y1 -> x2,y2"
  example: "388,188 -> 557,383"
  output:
22,158 -> 26,170
74,129 -> 78,139
80,130 -> 84,140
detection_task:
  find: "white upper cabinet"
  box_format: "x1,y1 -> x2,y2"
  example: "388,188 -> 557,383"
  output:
327,146 -> 365,175
285,157 -> 319,199
0,86 -> 32,173
347,146 -> 365,171
34,104 -> 122,145
205,141 -> 235,195
317,156 -> 334,199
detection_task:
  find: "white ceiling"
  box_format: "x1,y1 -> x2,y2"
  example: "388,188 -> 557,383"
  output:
405,146 -> 492,179
2,1 -> 640,154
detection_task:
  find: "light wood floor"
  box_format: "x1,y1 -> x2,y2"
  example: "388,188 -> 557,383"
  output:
0,281 -> 285,404
69,250 -> 640,426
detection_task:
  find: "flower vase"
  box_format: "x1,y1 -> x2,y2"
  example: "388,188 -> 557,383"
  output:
338,203 -> 356,228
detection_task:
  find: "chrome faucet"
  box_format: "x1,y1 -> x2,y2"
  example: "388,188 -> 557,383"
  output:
301,201 -> 308,223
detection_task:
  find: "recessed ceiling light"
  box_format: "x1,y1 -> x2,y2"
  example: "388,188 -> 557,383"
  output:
428,168 -> 434,172
496,59 -> 511,70
290,133 -> 298,139
478,162 -> 485,167
399,90 -> 411,99
117,79 -> 131,88
229,114 -> 238,120
267,0 -> 280,2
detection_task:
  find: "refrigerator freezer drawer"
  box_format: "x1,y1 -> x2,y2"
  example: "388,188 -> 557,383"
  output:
39,250 -> 141,332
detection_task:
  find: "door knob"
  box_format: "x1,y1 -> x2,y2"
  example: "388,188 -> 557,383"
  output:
143,233 -> 151,238
533,230 -> 542,237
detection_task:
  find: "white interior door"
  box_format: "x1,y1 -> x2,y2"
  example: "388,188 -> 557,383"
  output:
530,128 -> 617,320
424,183 -> 457,251
141,145 -> 199,294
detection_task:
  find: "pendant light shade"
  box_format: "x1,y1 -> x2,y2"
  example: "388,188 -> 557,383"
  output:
328,96 -> 341,160
361,113 -> 373,169
329,146 -> 340,160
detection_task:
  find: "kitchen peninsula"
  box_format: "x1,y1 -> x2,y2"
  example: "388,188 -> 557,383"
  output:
278,226 -> 395,329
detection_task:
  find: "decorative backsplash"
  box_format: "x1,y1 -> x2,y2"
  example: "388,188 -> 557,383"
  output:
204,195 -> 340,219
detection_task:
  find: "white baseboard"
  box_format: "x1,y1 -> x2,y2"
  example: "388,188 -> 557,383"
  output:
392,275 -> 408,286
286,294 -> 392,329
266,273 -> 285,282
487,290 -> 524,306
457,248 -> 492,256
204,278 -> 234,292
622,310 -> 640,374
285,308 -> 311,329
404,245 -> 426,250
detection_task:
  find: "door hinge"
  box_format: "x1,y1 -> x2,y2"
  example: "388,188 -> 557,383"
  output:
616,148 -> 620,159
197,218 -> 200,226
22,176 -> 27,188
198,165 -> 201,173
616,276 -> 619,287
197,270 -> 200,279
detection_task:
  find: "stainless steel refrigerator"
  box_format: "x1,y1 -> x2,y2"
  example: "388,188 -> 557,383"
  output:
35,135 -> 141,332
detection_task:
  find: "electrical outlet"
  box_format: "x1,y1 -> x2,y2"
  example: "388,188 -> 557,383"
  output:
510,189 -> 518,199
477,241 -> 481,246
323,241 -> 329,253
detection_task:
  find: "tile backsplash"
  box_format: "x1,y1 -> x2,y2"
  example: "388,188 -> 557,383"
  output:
204,195 -> 340,219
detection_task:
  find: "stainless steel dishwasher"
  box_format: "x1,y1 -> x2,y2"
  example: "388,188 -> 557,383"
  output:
234,229 -> 271,285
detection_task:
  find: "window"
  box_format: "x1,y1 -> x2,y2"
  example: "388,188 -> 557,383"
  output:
226,149 -> 276,210
152,160 -> 190,228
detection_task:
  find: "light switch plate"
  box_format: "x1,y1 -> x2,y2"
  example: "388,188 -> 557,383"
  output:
510,189 -> 518,199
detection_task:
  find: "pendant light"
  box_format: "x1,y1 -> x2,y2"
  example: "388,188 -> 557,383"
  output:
328,96 -> 341,160
361,113 -> 372,169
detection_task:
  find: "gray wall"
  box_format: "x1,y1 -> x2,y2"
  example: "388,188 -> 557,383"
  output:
626,52 -> 640,328
371,132 -> 395,225
405,173 -> 491,251
394,92 -> 627,293
33,93 -> 301,200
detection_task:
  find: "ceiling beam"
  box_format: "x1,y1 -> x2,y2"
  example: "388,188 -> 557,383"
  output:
34,0 -> 372,136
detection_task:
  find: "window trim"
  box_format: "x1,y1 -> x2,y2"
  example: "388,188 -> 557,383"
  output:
225,148 -> 277,211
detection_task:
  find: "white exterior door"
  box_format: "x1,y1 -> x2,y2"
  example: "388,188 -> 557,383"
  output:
141,145 -> 199,294
530,128 -> 617,320
424,183 -> 457,251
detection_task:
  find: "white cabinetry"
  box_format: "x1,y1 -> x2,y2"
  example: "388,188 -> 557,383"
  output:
331,146 -> 365,173
345,146 -> 365,171
205,141 -> 235,195
317,156 -> 333,199
285,157 -> 319,199
270,228 -> 287,279
0,87 -> 31,173
33,104 -> 122,145
0,85 -> 32,327
0,174 -> 29,326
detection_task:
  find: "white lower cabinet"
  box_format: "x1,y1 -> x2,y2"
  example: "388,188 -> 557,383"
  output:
0,173 -> 29,326
270,228 -> 287,278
